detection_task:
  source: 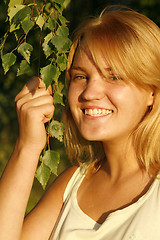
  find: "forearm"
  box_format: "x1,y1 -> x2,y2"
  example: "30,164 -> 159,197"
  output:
0,142 -> 41,240
0,77 -> 54,240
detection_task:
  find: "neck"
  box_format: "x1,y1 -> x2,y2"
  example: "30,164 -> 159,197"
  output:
102,137 -> 144,181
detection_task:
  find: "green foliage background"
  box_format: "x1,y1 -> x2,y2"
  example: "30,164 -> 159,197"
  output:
0,0 -> 160,213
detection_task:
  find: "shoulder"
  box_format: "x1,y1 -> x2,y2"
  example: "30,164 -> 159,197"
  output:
37,165 -> 79,224
46,165 -> 79,203
52,165 -> 79,194
22,166 -> 79,240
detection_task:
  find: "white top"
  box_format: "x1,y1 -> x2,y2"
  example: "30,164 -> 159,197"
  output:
50,165 -> 160,240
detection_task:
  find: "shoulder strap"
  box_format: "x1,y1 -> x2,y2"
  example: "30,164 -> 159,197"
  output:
63,165 -> 87,202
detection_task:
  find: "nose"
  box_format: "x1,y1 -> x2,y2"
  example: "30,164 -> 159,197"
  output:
80,78 -> 105,101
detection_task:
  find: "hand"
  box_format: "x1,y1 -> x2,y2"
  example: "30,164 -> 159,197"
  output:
15,77 -> 54,153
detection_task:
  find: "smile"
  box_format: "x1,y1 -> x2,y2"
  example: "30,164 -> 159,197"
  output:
84,108 -> 113,117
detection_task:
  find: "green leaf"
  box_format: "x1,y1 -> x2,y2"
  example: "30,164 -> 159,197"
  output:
18,42 -> 33,63
44,2 -> 52,14
51,26 -> 69,52
53,91 -> 64,106
62,38 -> 72,51
8,5 -> 31,32
63,0 -> 71,8
57,54 -> 67,71
48,120 -> 64,142
51,35 -> 68,52
53,66 -> 61,83
42,150 -> 60,175
40,64 -> 58,88
51,0 -> 65,4
17,60 -> 32,76
57,81 -> 64,93
57,26 -> 69,37
2,52 -> 16,74
8,5 -> 24,31
35,163 -> 51,190
36,14 -> 45,30
46,14 -> 55,30
55,3 -> 63,14
8,5 -> 24,20
8,0 -> 23,9
42,32 -> 54,58
21,16 -> 34,34
59,15 -> 68,25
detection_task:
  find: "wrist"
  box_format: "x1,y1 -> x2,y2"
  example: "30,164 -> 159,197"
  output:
14,139 -> 43,159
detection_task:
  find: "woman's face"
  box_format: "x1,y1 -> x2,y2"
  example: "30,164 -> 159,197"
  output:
68,47 -> 153,144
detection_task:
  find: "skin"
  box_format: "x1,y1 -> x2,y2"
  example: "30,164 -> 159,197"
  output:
0,77 -> 77,240
0,45 -> 154,238
69,47 -> 154,223
69,47 -> 153,144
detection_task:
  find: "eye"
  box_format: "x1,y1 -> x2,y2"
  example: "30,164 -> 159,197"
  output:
109,75 -> 122,81
72,75 -> 88,81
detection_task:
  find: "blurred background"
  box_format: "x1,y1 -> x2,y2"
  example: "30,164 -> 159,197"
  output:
0,0 -> 160,213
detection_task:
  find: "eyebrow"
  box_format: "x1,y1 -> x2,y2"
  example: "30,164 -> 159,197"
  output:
104,67 -> 112,71
71,66 -> 112,72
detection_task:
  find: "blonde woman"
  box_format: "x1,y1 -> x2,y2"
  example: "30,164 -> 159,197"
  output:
0,6 -> 160,240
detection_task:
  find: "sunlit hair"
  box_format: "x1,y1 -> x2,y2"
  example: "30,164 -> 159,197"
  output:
62,5 -> 160,177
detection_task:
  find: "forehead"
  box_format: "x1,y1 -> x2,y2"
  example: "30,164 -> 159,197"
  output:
71,45 -> 111,73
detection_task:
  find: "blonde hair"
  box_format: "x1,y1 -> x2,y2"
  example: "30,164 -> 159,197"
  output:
62,6 -> 160,177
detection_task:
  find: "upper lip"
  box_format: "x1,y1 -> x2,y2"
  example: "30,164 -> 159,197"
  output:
81,105 -> 113,111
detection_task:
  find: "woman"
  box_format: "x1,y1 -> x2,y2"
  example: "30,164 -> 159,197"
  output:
1,5 -> 160,240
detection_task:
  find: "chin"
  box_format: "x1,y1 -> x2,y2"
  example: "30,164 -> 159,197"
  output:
80,131 -> 104,142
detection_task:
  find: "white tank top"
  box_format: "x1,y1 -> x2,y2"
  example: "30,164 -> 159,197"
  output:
50,165 -> 160,240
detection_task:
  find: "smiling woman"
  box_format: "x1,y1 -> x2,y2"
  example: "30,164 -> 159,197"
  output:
1,5 -> 160,240
63,5 -> 160,177
68,45 -> 153,143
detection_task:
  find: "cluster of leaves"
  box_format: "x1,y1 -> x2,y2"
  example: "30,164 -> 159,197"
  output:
0,0 -> 71,189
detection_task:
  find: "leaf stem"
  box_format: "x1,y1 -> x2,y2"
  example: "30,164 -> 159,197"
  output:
23,0 -> 29,5
0,32 -> 9,56
33,2 -> 46,19
11,33 -> 27,53
37,29 -> 42,75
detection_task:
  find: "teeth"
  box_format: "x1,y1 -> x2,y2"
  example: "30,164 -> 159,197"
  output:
84,108 -> 112,116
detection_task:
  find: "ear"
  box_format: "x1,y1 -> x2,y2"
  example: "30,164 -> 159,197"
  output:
147,90 -> 154,107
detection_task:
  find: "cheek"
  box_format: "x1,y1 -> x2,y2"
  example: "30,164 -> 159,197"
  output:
68,83 -> 80,111
107,86 -> 147,115
68,85 -> 73,107
106,86 -> 128,106
68,83 -> 83,106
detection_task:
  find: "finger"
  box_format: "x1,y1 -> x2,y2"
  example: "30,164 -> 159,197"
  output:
40,104 -> 55,123
26,77 -> 52,92
38,79 -> 53,95
47,84 -> 53,95
17,95 -> 53,116
15,77 -> 46,102
16,88 -> 52,110
20,103 -> 55,124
